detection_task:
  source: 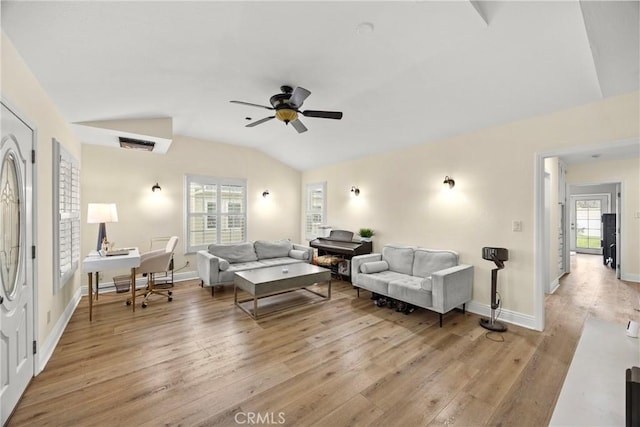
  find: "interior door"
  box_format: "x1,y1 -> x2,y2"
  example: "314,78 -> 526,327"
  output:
569,194 -> 610,255
1,102 -> 34,425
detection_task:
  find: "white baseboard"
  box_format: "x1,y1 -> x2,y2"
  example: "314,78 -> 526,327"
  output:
549,277 -> 560,294
466,300 -> 537,330
621,272 -> 640,283
37,286 -> 81,374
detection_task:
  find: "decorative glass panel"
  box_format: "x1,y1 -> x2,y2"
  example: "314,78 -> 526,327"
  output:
1,152 -> 21,297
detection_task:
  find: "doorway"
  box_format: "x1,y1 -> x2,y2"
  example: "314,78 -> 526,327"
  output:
0,100 -> 36,425
534,139 -> 635,331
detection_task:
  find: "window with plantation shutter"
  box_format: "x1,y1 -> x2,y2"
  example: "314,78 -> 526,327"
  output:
305,182 -> 326,241
53,138 -> 80,293
185,175 -> 247,253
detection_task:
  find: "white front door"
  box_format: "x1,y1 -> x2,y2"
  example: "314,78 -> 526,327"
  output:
569,194 -> 610,255
0,102 -> 35,425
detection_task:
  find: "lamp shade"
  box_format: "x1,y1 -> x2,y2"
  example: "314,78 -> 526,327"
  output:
87,203 -> 118,224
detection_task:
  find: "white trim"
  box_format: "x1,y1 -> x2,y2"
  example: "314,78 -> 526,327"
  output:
549,277 -> 560,294
534,153 -> 546,331
466,300 -> 537,330
37,287 -> 81,374
621,273 -> 640,283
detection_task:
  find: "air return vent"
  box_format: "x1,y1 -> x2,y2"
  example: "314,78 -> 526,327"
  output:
119,137 -> 155,151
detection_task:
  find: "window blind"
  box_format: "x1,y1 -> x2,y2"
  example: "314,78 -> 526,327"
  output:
185,175 -> 246,253
305,182 -> 326,241
54,139 -> 80,292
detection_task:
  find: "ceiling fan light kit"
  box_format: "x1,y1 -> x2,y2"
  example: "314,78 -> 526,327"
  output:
230,85 -> 343,134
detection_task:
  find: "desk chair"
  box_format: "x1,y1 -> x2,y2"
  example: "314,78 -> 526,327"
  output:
128,236 -> 178,308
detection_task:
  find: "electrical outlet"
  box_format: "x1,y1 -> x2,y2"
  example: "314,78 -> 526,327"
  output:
512,220 -> 523,232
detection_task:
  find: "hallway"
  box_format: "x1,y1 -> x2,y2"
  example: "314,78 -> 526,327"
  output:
552,253 -> 639,326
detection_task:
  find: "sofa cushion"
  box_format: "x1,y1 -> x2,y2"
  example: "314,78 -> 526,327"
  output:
219,259 -> 230,271
289,249 -> 310,261
382,245 -> 415,275
360,260 -> 389,274
357,270 -> 408,296
388,277 -> 433,309
412,249 -> 458,278
208,242 -> 257,263
254,239 -> 293,259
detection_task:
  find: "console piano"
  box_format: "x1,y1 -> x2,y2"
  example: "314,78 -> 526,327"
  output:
310,230 -> 373,278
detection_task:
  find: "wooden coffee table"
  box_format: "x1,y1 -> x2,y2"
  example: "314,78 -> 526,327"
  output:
233,263 -> 331,319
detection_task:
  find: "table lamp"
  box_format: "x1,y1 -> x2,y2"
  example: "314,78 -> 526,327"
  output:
87,203 -> 118,251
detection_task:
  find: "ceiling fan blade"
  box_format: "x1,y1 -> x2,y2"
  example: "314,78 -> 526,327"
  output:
290,118 -> 308,133
289,87 -> 311,108
230,100 -> 274,110
245,116 -> 275,127
301,110 -> 343,120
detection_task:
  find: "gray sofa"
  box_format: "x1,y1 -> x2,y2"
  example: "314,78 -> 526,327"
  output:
351,244 -> 473,326
197,239 -> 314,295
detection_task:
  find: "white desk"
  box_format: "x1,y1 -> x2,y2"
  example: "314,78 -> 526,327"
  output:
550,317 -> 640,426
82,248 -> 141,321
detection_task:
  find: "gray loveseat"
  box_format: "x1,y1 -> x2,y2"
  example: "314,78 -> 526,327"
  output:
351,245 -> 473,326
197,239 -> 314,296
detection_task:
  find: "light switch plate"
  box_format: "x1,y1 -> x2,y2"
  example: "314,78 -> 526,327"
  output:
512,220 -> 523,232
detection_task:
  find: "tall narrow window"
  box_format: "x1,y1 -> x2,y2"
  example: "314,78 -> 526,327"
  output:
185,175 -> 246,252
305,182 -> 326,241
53,138 -> 80,292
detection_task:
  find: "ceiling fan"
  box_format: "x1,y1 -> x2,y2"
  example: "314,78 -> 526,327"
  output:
230,85 -> 343,133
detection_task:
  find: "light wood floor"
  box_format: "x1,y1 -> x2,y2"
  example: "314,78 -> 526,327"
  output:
8,254 -> 639,426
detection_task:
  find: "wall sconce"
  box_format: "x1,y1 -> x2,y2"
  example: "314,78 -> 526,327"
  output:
152,182 -> 162,192
262,190 -> 270,198
443,176 -> 455,189
350,186 -> 360,196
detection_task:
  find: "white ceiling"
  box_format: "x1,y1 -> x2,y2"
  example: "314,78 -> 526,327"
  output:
2,1 -> 639,171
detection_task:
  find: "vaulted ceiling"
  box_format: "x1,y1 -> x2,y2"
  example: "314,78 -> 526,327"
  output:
2,1 -> 638,170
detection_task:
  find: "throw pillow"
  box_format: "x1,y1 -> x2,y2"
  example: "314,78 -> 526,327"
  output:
360,260 -> 389,274
382,245 -> 415,275
413,249 -> 458,278
208,242 -> 257,263
218,259 -> 230,271
289,249 -> 309,260
254,239 -> 293,259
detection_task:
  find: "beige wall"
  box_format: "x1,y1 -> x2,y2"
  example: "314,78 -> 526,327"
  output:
566,157 -> 640,282
303,92 -> 639,323
81,135 -> 302,284
1,33 -> 83,344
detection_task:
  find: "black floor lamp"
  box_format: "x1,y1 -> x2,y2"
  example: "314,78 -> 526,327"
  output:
479,247 -> 509,332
